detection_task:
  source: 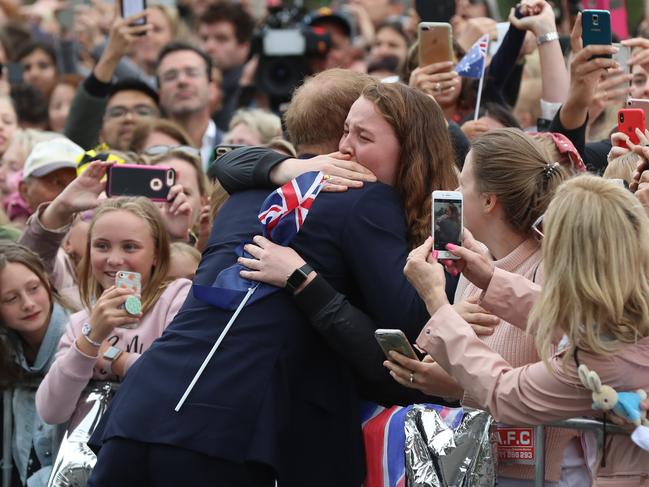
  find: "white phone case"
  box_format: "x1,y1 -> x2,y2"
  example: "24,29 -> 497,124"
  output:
432,190 -> 463,260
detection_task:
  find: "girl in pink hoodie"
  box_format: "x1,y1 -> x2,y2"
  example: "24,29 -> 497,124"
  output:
35,177 -> 191,425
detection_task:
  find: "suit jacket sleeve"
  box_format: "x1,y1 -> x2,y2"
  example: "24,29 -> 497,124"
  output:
415,303 -> 595,424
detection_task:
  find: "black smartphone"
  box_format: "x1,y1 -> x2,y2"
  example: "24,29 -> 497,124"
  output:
106,164 -> 175,201
213,144 -> 246,160
121,0 -> 147,25
582,9 -> 612,58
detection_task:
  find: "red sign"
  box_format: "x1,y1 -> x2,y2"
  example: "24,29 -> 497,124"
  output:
495,427 -> 535,464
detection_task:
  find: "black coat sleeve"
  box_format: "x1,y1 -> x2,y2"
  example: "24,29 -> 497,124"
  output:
294,275 -> 456,407
212,146 -> 291,194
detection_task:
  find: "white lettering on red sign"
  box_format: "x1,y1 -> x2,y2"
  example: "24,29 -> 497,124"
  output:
495,427 -> 535,464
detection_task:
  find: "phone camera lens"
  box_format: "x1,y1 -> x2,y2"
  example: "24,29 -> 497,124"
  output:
620,113 -> 625,123
593,14 -> 599,25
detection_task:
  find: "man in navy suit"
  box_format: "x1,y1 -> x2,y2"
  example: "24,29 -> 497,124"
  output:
88,70 -> 431,487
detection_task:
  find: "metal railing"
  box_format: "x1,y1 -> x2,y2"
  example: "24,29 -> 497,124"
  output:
0,388 -> 636,487
1,379 -> 119,487
533,418 -> 631,487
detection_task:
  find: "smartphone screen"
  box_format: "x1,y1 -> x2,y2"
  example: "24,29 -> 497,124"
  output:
433,197 -> 462,254
375,329 -> 419,361
121,0 -> 147,24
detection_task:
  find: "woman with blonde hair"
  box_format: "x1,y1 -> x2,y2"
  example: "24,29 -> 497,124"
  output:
223,108 -> 282,147
403,175 -> 649,485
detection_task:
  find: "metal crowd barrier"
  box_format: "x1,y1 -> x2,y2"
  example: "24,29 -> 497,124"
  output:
533,418 -> 630,487
0,387 -> 636,487
1,379 -> 119,487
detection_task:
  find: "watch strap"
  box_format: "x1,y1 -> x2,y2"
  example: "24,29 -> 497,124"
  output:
81,323 -> 101,348
285,264 -> 314,292
103,346 -> 123,362
537,31 -> 559,46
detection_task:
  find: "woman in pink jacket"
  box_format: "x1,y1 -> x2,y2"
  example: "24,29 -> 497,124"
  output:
398,175 -> 649,485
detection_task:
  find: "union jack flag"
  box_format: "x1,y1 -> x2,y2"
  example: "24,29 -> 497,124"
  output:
193,171 -> 325,310
258,171 -> 324,245
454,34 -> 489,79
360,402 -> 464,487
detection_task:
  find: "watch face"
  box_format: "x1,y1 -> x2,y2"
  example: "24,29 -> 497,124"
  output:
104,347 -> 121,360
82,322 -> 91,336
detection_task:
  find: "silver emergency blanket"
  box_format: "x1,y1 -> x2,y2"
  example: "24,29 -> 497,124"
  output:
47,382 -> 114,487
405,405 -> 496,487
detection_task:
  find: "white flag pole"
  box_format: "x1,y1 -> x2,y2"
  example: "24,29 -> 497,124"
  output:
473,38 -> 489,121
175,284 -> 258,412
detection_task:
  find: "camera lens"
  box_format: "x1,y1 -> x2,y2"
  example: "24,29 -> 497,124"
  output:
593,14 -> 599,25
620,113 -> 625,123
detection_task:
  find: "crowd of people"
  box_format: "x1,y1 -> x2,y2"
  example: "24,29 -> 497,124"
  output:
1,0 -> 649,485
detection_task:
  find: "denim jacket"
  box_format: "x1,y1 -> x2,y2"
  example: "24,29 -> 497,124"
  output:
12,303 -> 68,486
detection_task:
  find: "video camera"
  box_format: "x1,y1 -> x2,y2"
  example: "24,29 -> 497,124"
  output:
253,1 -> 331,107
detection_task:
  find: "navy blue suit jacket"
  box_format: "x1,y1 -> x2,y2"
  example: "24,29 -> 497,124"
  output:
92,183 -> 430,486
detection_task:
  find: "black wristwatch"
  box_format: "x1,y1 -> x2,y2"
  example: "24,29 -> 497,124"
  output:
285,264 -> 314,293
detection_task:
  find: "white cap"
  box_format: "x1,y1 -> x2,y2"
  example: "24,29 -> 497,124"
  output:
22,138 -> 84,179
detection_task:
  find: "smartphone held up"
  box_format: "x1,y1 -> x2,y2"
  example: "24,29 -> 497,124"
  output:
432,191 -> 463,260
581,9 -> 612,58
418,22 -> 453,67
106,164 -> 176,201
121,0 -> 147,26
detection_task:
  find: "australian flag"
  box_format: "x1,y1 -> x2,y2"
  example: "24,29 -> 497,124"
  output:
193,171 -> 325,310
454,33 -> 489,79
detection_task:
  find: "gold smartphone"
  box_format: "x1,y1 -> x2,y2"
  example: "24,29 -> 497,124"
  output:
418,22 -> 454,67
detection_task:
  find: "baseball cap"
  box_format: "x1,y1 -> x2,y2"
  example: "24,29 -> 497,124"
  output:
23,138 -> 85,179
305,7 -> 356,39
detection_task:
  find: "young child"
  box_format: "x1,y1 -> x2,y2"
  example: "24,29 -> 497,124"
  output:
169,241 -> 200,280
0,242 -> 71,486
35,194 -> 192,425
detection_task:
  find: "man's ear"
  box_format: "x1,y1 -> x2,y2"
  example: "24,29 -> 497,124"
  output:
18,179 -> 28,201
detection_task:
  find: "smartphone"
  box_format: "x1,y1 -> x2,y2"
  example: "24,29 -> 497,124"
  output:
617,108 -> 646,145
121,0 -> 147,25
115,271 -> 141,329
6,63 -> 22,86
612,42 -> 631,75
213,144 -> 246,160
432,190 -> 463,260
56,8 -> 74,30
418,22 -> 453,67
581,9 -> 612,58
106,164 -> 175,201
375,329 -> 419,361
627,98 -> 649,121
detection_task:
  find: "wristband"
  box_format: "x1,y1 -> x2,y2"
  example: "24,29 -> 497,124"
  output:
81,322 -> 102,348
537,31 -> 559,46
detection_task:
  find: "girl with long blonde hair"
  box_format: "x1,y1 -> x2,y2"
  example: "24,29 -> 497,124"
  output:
36,191 -> 192,426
